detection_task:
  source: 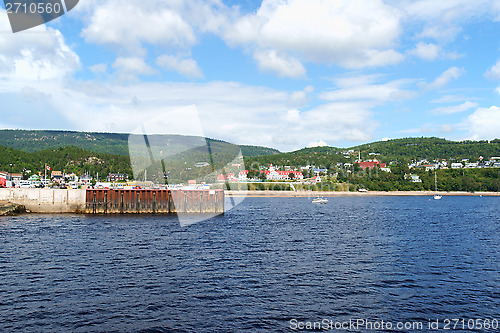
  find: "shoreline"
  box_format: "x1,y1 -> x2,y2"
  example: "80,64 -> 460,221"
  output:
226,190 -> 500,197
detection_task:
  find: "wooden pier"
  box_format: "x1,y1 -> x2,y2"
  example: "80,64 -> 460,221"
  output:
85,189 -> 224,214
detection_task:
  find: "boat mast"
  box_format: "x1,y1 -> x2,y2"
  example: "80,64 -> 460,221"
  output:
435,172 -> 437,193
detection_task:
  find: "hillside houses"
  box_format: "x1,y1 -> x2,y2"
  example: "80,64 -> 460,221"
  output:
218,164 -> 304,182
406,156 -> 500,170
355,160 -> 387,170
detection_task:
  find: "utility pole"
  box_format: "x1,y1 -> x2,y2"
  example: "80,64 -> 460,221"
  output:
9,163 -> 14,186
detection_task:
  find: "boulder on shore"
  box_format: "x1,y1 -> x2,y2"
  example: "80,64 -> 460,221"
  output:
0,201 -> 26,216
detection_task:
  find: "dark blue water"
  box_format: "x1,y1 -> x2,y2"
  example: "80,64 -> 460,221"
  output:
0,196 -> 499,332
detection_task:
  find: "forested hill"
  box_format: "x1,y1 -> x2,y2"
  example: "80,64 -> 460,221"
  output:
0,146 -> 132,176
3,130 -> 500,165
247,137 -> 500,167
353,137 -> 500,162
0,130 -> 280,157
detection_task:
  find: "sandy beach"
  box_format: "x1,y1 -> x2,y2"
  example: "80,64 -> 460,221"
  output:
226,190 -> 500,197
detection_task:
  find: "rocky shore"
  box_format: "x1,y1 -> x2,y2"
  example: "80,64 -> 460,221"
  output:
0,201 -> 26,216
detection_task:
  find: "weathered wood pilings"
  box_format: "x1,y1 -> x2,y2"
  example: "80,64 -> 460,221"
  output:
85,189 -> 224,214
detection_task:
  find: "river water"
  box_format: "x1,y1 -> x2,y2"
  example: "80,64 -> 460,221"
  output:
1,196 -> 499,332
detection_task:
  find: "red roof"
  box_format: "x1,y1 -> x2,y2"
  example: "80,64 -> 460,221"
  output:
265,170 -> 303,176
356,161 -> 387,170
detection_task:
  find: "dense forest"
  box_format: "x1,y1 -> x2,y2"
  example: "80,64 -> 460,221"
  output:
0,146 -> 132,178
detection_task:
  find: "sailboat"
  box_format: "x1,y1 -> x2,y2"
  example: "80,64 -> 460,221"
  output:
433,172 -> 442,200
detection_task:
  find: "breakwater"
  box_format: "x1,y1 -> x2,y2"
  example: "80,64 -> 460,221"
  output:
0,201 -> 26,215
86,189 -> 224,214
0,188 -> 86,213
0,188 -> 224,214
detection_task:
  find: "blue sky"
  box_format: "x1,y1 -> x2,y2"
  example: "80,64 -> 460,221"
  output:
1,0 -> 500,151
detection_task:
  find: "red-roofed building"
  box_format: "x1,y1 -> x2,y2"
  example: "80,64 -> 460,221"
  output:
217,173 -> 238,182
265,164 -> 303,180
218,165 -> 304,182
308,175 -> 322,183
355,161 -> 387,170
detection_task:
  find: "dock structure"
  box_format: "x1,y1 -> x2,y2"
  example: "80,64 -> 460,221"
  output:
85,189 -> 224,214
0,188 -> 225,214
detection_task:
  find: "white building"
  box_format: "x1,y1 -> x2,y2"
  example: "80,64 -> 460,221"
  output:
406,174 -> 422,183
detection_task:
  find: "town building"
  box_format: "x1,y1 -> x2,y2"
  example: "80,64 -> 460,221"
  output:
355,160 -> 387,170
422,164 -> 438,171
106,173 -> 129,182
217,164 -> 304,182
405,174 -> 422,183
265,164 -> 304,180
79,174 -> 93,184
51,171 -> 63,181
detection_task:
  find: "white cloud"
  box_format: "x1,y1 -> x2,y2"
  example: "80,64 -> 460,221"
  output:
409,42 -> 462,61
465,106 -> 500,140
340,49 -> 404,68
394,0 -> 500,40
307,140 -> 329,148
156,55 -> 203,79
440,124 -> 454,133
78,0 -> 233,80
420,66 -> 465,90
485,60 -> 500,80
299,102 -> 377,143
399,0 -> 496,19
80,0 -> 197,55
399,124 -> 434,134
112,57 -> 155,80
0,73 -> 380,151
89,63 -> 107,74
432,101 -> 478,114
321,77 -> 417,103
411,42 -> 440,60
0,11 -> 80,81
224,0 -> 403,73
430,94 -> 468,103
287,86 -> 314,108
253,50 -> 306,78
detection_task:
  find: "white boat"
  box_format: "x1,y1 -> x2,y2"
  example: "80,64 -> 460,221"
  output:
433,172 -> 442,200
312,196 -> 328,204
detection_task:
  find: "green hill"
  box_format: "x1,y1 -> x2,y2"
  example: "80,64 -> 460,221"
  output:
239,144 -> 280,157
0,145 -> 132,177
352,137 -> 500,162
0,130 -> 280,157
247,137 -> 500,169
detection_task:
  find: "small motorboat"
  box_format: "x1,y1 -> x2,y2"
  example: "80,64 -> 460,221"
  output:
312,196 -> 328,204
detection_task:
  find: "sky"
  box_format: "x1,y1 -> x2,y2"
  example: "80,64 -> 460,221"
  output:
1,0 -> 500,152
